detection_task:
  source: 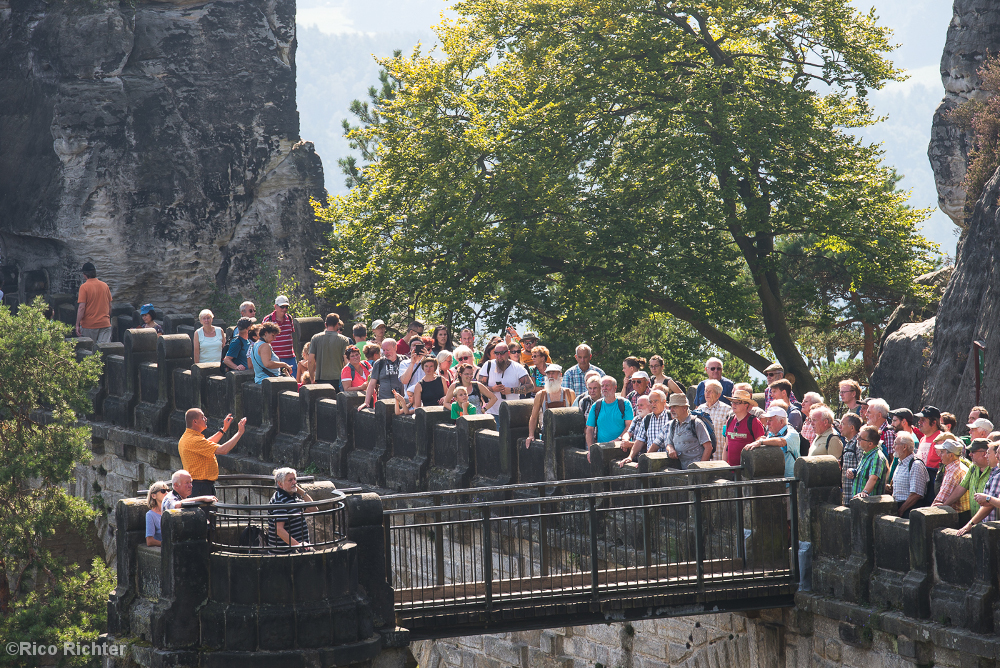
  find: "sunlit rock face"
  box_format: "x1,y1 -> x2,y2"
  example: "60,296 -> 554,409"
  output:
0,0 -> 325,309
928,0 -> 1000,229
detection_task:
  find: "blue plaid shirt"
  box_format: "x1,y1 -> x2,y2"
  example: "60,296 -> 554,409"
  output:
562,363 -> 604,396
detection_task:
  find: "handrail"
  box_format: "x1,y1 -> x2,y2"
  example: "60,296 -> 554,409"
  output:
382,465 -> 745,502
383,477 -> 794,515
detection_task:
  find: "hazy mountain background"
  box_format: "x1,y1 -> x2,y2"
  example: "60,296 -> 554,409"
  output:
296,0 -> 959,256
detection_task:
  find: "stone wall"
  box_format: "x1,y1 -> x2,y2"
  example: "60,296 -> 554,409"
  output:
0,0 -> 325,310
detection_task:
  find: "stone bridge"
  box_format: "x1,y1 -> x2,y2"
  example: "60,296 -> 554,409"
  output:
49,315 -> 1000,667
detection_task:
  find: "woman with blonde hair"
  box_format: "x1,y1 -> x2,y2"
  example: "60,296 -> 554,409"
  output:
193,309 -> 226,364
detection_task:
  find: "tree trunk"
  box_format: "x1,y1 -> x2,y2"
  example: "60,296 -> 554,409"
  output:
0,558 -> 9,614
861,320 -> 876,377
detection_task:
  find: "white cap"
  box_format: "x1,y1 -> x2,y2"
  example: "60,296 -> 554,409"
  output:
372,319 -> 386,330
968,417 -> 994,433
934,440 -> 963,455
274,295 -> 289,306
545,364 -> 563,374
764,406 -> 788,419
631,371 -> 650,382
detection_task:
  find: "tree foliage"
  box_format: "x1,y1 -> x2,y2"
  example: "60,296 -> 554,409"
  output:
0,299 -> 112,666
315,0 -> 938,393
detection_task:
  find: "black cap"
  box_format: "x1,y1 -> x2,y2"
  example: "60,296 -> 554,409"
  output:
969,438 -> 991,454
914,405 -> 941,422
890,408 -> 915,424
82,261 -> 96,272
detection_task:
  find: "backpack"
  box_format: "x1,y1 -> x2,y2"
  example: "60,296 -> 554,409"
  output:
239,524 -> 266,551
670,410 -> 717,454
593,397 -> 627,423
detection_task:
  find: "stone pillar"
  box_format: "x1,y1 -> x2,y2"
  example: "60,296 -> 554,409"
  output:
740,446 -> 788,570
134,334 -> 192,436
107,499 -> 147,636
151,506 -> 211,648
292,316 -> 325,360
903,506 -> 960,619
348,399 -> 394,487
546,406 -> 588,482
104,328 -> 158,428
347,493 -> 395,630
842,494 -> 897,605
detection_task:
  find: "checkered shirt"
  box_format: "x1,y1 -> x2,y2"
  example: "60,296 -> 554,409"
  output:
562,364 -> 604,396
634,410 -> 672,452
891,454 -> 928,503
878,421 -> 896,461
981,467 -> 1000,522
697,401 -> 734,462
934,459 -> 970,512
853,446 -> 888,498
840,437 -> 861,505
801,417 -> 816,446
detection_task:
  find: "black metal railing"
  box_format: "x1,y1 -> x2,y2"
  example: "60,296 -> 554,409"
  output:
384,474 -> 797,636
192,476 -> 349,555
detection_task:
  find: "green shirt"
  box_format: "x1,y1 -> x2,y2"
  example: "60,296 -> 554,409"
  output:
853,448 -> 888,497
451,402 -> 478,419
961,464 -> 993,515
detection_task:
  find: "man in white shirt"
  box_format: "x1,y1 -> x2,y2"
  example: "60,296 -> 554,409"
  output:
478,342 -> 530,416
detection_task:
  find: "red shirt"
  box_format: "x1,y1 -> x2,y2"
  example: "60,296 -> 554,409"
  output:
262,311 -> 295,359
918,429 -> 942,469
725,414 -> 766,467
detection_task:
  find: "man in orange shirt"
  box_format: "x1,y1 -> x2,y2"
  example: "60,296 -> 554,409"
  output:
75,262 -> 113,342
178,408 -> 247,497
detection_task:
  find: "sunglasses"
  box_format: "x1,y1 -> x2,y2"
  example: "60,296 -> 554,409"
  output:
510,348 -> 522,353
278,305 -> 289,309
458,355 -> 472,361
707,366 -> 721,371
495,350 -> 510,355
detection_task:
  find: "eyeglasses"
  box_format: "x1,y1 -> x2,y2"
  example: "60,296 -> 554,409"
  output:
247,309 -> 256,313
766,372 -> 780,377
495,350 -> 509,355
732,400 -> 746,406
458,356 -> 472,361
707,366 -> 721,371
278,305 -> 288,310
510,348 -> 522,354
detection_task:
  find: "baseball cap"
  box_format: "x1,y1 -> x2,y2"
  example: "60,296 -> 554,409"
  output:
274,295 -> 290,306
82,261 -> 96,272
631,371 -> 650,382
139,303 -> 155,315
546,364 -> 563,374
968,417 -> 995,433
914,405 -> 941,422
372,319 -> 386,330
890,408 -> 915,424
934,439 -> 963,455
969,438 -> 991,453
764,406 -> 788,419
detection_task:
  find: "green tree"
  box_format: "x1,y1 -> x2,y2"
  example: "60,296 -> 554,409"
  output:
0,299 -> 114,666
316,0 -> 938,394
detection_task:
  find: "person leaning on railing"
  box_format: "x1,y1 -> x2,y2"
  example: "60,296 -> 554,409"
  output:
268,468 -> 318,551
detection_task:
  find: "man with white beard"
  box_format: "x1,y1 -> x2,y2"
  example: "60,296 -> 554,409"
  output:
524,365 -> 576,449
621,395 -> 652,446
619,390 -> 671,467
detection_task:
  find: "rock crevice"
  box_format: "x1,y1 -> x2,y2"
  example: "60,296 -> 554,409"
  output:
0,0 -> 324,309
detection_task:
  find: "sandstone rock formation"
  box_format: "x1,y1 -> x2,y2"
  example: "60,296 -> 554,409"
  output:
868,318 -> 935,412
0,0 -> 325,311
920,165 -> 1000,416
928,0 -> 1000,228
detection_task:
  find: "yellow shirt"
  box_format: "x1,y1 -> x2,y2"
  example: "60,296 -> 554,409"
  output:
177,428 -> 219,481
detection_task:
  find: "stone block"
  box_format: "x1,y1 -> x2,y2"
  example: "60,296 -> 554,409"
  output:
296,601 -> 333,648
483,636 -> 527,666
224,604 -> 258,651
258,603 -> 295,650
259,555 -> 293,604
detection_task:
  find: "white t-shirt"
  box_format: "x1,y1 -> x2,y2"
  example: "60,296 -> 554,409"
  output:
478,360 -> 528,415
399,359 -> 426,393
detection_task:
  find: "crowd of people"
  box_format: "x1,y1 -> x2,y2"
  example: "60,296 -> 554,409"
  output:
66,259 -> 994,548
